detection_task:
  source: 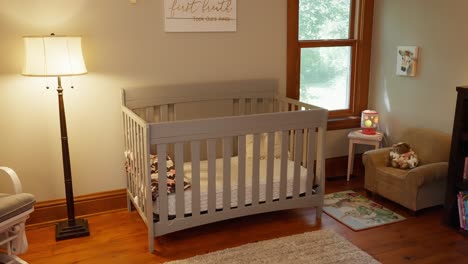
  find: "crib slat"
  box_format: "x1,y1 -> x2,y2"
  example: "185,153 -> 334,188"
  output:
154,106 -> 161,123
123,114 -> 130,198
258,98 -> 264,113
136,125 -> 144,208
223,137 -> 232,210
264,98 -> 270,113
168,104 -> 175,121
145,107 -> 155,123
280,131 -> 289,200
175,143 -> 185,218
266,98 -> 274,113
157,144 -> 169,224
302,129 -> 308,166
252,134 -> 261,205
306,129 -> 316,196
130,119 -> 137,198
273,98 -> 279,112
238,135 -> 246,208
266,132 -> 274,203
139,124 -> 145,207
239,98 -> 246,115
139,124 -> 145,203
127,117 -> 134,197
123,113 -> 128,150
207,139 -> 216,213
293,129 -> 303,198
289,129 -> 295,160
191,141 -> 201,217
251,98 -> 258,114
160,104 -> 168,122
232,99 -> 238,116
129,116 -> 135,199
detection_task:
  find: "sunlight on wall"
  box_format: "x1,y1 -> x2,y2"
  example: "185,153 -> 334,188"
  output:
382,78 -> 391,137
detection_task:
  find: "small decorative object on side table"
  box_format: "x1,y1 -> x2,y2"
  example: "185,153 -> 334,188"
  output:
347,130 -> 383,181
360,110 -> 379,135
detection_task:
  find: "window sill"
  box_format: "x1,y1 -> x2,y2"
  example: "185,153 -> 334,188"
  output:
327,116 -> 361,131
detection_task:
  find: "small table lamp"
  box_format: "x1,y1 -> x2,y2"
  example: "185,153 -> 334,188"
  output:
360,110 -> 379,135
22,34 -> 90,240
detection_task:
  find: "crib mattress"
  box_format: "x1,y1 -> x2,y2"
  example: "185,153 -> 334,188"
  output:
153,157 -> 309,216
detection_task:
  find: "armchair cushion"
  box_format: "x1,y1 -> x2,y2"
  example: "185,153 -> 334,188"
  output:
0,193 -> 35,223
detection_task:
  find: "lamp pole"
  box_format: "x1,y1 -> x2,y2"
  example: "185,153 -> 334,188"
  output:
55,76 -> 90,240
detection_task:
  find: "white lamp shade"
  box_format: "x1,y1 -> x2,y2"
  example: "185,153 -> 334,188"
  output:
22,35 -> 87,76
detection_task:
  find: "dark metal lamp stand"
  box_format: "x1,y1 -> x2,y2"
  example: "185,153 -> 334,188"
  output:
54,76 -> 90,241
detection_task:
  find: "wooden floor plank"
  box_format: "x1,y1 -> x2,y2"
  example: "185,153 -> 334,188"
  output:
20,173 -> 468,264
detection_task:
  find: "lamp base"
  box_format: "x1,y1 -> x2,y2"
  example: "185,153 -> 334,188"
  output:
55,218 -> 90,241
361,128 -> 376,135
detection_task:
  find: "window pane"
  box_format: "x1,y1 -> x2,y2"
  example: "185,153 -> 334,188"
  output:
299,0 -> 351,40
299,47 -> 351,110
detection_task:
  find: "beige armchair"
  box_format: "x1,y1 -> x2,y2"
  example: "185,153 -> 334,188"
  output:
362,127 -> 451,213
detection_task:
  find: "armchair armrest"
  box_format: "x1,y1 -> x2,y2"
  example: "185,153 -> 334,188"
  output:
405,162 -> 448,188
362,147 -> 392,192
0,167 -> 22,194
362,147 -> 392,168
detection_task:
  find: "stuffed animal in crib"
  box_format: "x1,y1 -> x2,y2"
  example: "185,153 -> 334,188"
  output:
388,142 -> 419,169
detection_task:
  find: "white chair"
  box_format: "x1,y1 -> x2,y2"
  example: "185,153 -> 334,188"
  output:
0,167 -> 35,264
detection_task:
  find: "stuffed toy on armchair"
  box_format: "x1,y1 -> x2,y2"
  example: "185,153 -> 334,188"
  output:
388,142 -> 419,169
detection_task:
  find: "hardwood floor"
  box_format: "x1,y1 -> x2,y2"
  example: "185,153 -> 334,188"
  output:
21,173 -> 468,264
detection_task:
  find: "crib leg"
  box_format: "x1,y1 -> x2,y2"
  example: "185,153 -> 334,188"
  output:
316,206 -> 323,220
148,234 -> 155,253
127,195 -> 134,212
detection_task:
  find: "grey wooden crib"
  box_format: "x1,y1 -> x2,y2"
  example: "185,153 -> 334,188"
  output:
121,79 -> 327,252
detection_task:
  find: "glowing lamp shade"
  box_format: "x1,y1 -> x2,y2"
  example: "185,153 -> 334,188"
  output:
361,110 -> 379,135
22,36 -> 87,77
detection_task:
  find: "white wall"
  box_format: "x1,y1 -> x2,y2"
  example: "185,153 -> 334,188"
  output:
0,0 -> 358,202
369,0 -> 468,142
0,0 -> 289,201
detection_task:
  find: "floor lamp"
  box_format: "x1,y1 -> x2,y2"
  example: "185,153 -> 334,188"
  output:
22,34 -> 90,240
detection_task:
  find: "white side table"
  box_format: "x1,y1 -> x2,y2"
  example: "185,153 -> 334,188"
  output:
347,130 -> 383,181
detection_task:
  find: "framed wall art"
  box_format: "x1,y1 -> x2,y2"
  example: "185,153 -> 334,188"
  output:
164,0 -> 237,32
396,46 -> 419,77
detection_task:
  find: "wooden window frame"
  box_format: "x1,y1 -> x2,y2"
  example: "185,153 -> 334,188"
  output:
287,0 -> 374,130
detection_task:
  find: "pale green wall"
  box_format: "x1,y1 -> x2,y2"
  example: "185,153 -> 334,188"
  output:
369,0 -> 467,142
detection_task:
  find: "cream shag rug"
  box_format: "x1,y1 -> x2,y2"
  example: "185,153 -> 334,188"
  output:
166,229 -> 380,264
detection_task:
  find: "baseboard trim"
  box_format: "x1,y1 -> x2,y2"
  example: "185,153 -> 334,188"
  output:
325,154 -> 363,179
26,155 -> 363,227
27,189 -> 128,228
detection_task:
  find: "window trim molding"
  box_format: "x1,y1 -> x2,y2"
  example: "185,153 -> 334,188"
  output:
287,0 -> 374,130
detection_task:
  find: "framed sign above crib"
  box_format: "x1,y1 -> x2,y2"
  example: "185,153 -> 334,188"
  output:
164,0 -> 237,32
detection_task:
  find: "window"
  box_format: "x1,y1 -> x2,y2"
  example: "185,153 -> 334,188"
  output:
287,0 -> 374,130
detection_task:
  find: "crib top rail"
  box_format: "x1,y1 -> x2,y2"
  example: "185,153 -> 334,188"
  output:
149,109 -> 327,145
122,79 -> 278,110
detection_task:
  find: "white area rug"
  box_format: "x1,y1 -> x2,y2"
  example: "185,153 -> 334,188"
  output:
166,229 -> 380,264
